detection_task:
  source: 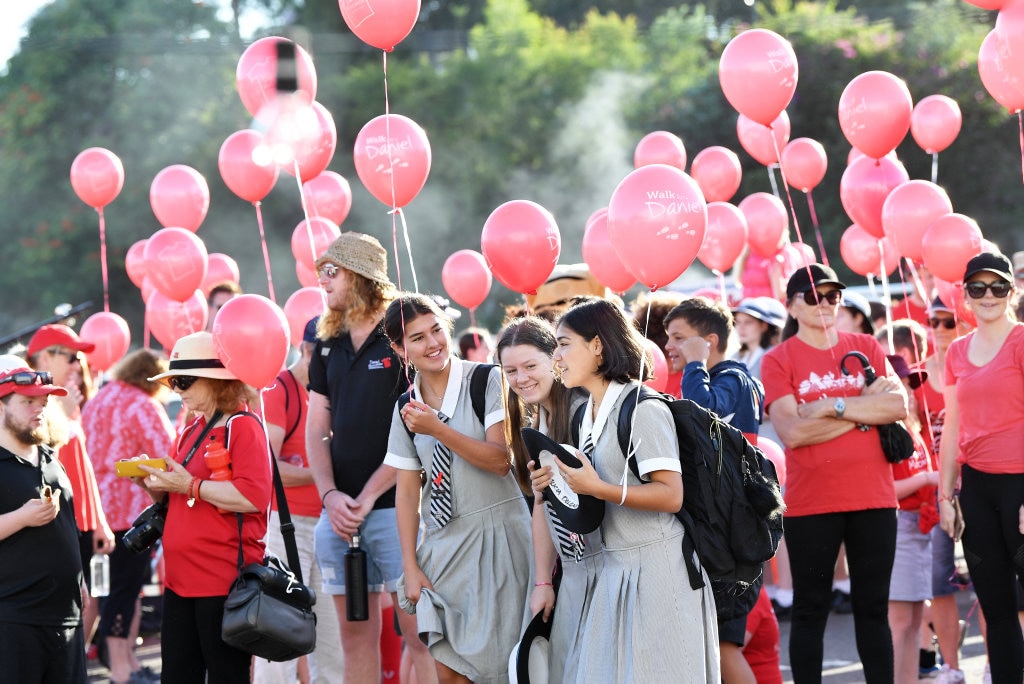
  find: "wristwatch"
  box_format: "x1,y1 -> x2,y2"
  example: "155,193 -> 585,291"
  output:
833,397 -> 846,419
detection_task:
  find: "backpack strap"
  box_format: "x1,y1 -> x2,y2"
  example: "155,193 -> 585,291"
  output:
397,363 -> 496,442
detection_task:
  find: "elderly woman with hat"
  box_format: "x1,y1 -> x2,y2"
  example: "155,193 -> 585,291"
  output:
133,331 -> 271,683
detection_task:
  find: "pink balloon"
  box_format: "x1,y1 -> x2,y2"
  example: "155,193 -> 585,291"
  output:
634,131 -> 687,170
339,0 -> 420,51
125,239 -> 148,289
150,165 -> 210,232
582,208 -> 636,293
296,260 -> 318,289
921,214 -> 984,282
280,101 -> 337,181
934,277 -> 977,327
643,339 -> 669,393
840,224 -> 900,277
70,147 -> 124,209
839,155 -> 910,239
235,37 -> 317,119
978,29 -> 1024,113
738,193 -> 788,258
966,0 -> 1004,7
202,253 -> 241,296
282,287 -> 326,348
910,95 -> 962,154
779,241 -> 817,281
838,71 -> 913,159
353,114 -> 432,208
481,200 -> 561,295
780,137 -> 828,192
144,228 -> 209,303
291,217 -> 341,274
219,129 -> 279,203
213,295 -> 290,388
690,146 -> 742,203
996,2 -> 1024,94
140,277 -> 155,306
756,436 -> 786,487
698,202 -> 748,273
880,180 -> 953,262
302,171 -> 353,226
442,250 -> 492,310
847,147 -> 899,167
80,312 -> 131,372
718,29 -> 799,126
146,290 -> 208,351
736,112 -> 790,166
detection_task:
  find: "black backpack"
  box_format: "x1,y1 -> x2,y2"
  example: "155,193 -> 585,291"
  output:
397,364 -> 494,439
573,385 -> 785,620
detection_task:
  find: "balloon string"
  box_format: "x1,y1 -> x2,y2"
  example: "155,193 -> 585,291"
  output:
253,201 -> 277,303
395,208 -> 419,293
390,211 -> 405,293
770,130 -> 811,262
877,241 -> 893,353
1018,112 -> 1024,186
805,192 -> 829,267
382,50 -> 409,293
767,163 -> 780,199
716,270 -> 727,302
143,318 -> 150,350
930,152 -> 939,184
97,207 -> 110,312
292,160 -> 323,297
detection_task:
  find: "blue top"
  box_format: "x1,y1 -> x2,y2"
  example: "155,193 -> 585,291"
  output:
680,359 -> 764,435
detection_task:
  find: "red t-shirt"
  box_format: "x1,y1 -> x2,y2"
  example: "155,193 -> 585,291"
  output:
162,410 -> 271,597
740,253 -> 776,299
762,333 -> 898,516
894,296 -> 930,327
891,428 -> 937,512
945,324 -> 1024,474
57,423 -> 102,533
262,372 -> 320,517
743,587 -> 782,684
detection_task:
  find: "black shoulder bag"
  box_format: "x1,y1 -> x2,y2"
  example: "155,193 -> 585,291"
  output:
221,413 -> 318,661
840,351 -> 915,464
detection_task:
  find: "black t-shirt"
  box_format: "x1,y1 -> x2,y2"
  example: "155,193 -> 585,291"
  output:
308,323 -> 405,510
0,444 -> 83,627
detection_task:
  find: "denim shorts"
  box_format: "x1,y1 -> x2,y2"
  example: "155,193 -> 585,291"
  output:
314,507 -> 403,595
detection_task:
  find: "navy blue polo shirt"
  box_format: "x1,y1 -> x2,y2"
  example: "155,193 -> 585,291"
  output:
0,444 -> 83,627
308,323 -> 405,510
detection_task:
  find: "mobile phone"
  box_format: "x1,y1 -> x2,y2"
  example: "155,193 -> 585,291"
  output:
115,458 -> 168,478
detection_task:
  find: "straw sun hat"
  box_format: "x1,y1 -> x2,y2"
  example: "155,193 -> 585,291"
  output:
147,331 -> 237,385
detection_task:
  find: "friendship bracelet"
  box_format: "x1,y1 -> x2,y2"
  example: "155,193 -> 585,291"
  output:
321,488 -> 339,507
534,581 -> 553,587
195,479 -> 204,500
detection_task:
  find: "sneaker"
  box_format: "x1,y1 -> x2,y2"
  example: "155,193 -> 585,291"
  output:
830,588 -> 853,614
934,665 -> 965,683
982,662 -> 991,684
133,666 -> 161,683
919,665 -> 941,679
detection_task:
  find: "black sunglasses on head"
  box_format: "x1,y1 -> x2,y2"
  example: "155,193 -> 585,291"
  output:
169,375 -> 199,392
964,281 -> 1012,299
0,371 -> 54,387
800,289 -> 843,306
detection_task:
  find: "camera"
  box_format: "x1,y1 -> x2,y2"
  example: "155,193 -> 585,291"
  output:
123,501 -> 167,554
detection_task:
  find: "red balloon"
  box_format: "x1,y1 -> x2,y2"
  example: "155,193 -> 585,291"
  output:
921,214 -> 984,282
295,260 -> 318,289
634,131 -> 687,170
150,165 -> 210,232
690,146 -> 742,203
146,290 -> 208,351
910,95 -> 962,154
70,148 -> 124,209
481,200 -> 561,295
219,129 -> 279,203
996,2 -> 1024,95
144,228 -> 209,303
839,155 -> 910,239
236,37 -> 317,119
202,253 -> 241,296
339,0 -> 420,51
280,101 -> 337,181
643,339 -> 669,393
736,112 -> 790,166
966,0 -> 1004,7
880,180 -> 953,262
756,436 -> 786,488
718,29 -> 799,126
779,241 -> 817,281
780,137 -> 828,192
840,224 -> 900,277
140,277 -> 155,306
353,114 -> 432,208
838,71 -> 913,159
291,217 -> 341,274
582,208 -> 636,293
978,29 -> 1024,113
934,277 -> 977,328
698,202 -> 748,273
302,171 -> 353,226
213,295 -> 290,388
282,287 -> 326,348
738,193 -> 788,258
125,239 -> 148,289
80,312 -> 131,372
608,165 -> 708,290
442,250 -> 493,310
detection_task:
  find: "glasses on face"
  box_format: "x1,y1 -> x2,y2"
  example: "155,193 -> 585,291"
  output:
0,371 -> 54,387
48,348 -> 80,364
318,263 -> 339,280
928,317 -> 956,330
964,280 -> 1012,299
169,375 -> 199,392
800,289 -> 843,306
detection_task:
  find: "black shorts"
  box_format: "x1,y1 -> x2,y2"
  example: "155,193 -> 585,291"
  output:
98,531 -> 152,638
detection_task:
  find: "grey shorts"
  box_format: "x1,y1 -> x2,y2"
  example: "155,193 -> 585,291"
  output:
314,507 -> 404,595
890,511 -> 932,602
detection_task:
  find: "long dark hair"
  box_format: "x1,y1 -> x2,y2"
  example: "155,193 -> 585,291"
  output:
557,297 -> 652,383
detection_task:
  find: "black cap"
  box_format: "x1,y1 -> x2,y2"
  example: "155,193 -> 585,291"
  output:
962,252 -> 1013,283
521,428 -> 604,534
785,263 -> 847,299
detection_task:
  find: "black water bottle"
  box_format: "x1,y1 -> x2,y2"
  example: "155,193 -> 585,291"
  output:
345,534 -> 369,621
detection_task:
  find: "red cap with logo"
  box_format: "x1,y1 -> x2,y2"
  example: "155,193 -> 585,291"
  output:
26,324 -> 96,357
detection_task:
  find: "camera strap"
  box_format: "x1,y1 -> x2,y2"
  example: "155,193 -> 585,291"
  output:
181,411 -> 224,468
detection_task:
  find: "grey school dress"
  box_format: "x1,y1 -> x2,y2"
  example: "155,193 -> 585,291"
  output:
572,381 -> 720,684
384,359 -> 532,683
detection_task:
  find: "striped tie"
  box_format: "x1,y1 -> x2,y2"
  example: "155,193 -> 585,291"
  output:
429,412 -> 454,527
548,433 -> 595,563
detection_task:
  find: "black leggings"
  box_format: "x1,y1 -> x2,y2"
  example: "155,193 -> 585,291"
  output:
785,508 -> 897,684
959,465 -> 1024,684
160,589 -> 250,684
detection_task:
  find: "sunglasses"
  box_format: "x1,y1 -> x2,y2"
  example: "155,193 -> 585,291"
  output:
800,289 -> 843,306
169,375 -> 199,392
0,371 -> 54,387
48,348 -> 80,364
928,317 -> 956,330
318,263 -> 340,280
964,281 -> 1012,299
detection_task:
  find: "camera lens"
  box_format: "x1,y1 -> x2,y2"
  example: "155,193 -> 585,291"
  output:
122,502 -> 167,554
